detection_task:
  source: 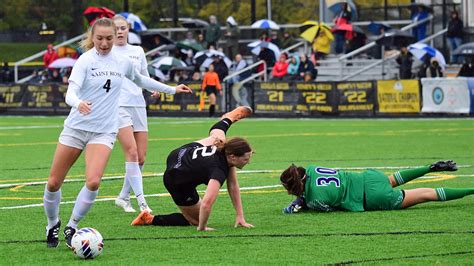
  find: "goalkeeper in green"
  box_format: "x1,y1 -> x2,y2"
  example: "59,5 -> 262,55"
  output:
280,160 -> 474,213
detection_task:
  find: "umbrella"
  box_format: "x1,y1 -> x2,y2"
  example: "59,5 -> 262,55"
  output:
128,32 -> 141,45
251,19 -> 280,30
408,43 -> 446,69
140,30 -> 175,50
409,2 -> 433,12
376,30 -> 415,48
177,40 -> 204,52
367,22 -> 392,35
299,21 -> 334,43
152,56 -> 187,71
453,42 -> 474,56
332,23 -> 364,35
48,57 -> 77,68
154,69 -> 167,81
327,0 -> 358,21
83,6 -> 115,25
194,49 -> 232,68
181,18 -> 209,28
248,40 -> 280,60
119,12 -> 147,32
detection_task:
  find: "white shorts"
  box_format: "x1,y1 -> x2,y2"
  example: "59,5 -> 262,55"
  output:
58,126 -> 117,150
118,106 -> 148,132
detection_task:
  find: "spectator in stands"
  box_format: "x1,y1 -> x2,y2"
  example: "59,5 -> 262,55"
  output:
272,53 -> 289,80
270,31 -> 280,47
212,56 -> 229,82
185,31 -> 197,43
298,54 -> 317,81
281,32 -> 295,49
259,32 -> 272,42
447,11 -> 464,64
457,58 -> 474,77
50,69 -> 62,83
333,3 -> 351,54
201,63 -> 221,117
411,5 -> 430,42
396,47 -> 413,79
313,30 -> 333,61
304,71 -> 314,82
256,47 -> 276,75
417,55 -> 431,78
287,54 -> 300,80
192,71 -> 202,81
425,58 -> 443,78
61,67 -> 72,84
346,31 -> 366,54
184,50 -> 195,67
231,54 -> 250,107
197,32 -> 207,50
43,44 -> 59,77
1,61 -> 12,83
224,16 -> 240,59
205,15 -> 221,48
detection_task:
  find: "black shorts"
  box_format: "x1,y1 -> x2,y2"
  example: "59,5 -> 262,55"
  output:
205,85 -> 218,96
163,142 -> 202,206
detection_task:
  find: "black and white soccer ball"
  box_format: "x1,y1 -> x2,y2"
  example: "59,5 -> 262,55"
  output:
71,227 -> 104,259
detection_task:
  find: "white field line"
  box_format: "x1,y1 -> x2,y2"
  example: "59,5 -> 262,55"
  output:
0,184 -> 283,210
0,166 -> 472,189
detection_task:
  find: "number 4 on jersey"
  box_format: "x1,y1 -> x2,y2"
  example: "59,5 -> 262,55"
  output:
103,79 -> 111,93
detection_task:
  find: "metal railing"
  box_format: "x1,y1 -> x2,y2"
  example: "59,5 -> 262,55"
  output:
223,59 -> 267,83
14,33 -> 86,83
337,15 -> 434,80
341,27 -> 448,81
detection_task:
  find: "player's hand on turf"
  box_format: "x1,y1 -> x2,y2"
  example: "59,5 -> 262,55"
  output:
197,226 -> 215,231
78,101 -> 92,115
175,84 -> 192,94
151,91 -> 160,99
235,217 -> 254,229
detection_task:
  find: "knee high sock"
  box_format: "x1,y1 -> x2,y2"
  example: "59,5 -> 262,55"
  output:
209,118 -> 232,134
44,186 -> 61,230
67,186 -> 98,229
435,188 -> 474,201
118,163 -> 145,199
152,213 -> 190,226
209,104 -> 215,117
393,166 -> 431,186
126,162 -> 146,206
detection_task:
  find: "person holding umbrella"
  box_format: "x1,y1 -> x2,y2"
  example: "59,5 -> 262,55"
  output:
333,2 -> 352,54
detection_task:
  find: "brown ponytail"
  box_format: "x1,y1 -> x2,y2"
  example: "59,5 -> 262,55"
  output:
215,137 -> 252,157
80,18 -> 116,52
280,164 -> 306,196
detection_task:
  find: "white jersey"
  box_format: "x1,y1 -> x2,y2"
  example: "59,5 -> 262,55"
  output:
113,44 -> 149,107
65,47 -> 135,133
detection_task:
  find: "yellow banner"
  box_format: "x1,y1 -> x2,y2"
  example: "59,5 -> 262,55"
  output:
377,80 -> 420,113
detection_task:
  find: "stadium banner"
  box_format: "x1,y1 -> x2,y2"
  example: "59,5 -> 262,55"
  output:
253,81 -> 336,115
376,80 -> 420,113
335,81 -> 375,116
146,82 -> 222,115
468,78 -> 474,114
421,78 -> 470,114
0,84 -> 25,108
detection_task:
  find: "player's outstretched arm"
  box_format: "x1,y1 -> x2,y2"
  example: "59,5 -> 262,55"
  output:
282,197 -> 307,214
197,179 -> 221,231
130,67 -> 192,95
227,167 -> 254,228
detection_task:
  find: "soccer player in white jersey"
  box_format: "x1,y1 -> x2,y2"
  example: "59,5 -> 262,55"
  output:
112,15 -> 154,213
43,18 -> 192,249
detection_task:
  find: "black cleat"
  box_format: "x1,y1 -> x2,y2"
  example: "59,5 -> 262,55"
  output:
63,226 -> 76,249
430,160 -> 458,172
46,220 -> 61,248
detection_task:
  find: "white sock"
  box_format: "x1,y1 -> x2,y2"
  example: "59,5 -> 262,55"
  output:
126,162 -> 146,206
67,185 -> 98,229
43,186 -> 61,230
118,175 -> 131,199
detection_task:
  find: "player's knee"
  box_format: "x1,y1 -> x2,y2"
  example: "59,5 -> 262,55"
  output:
85,178 -> 101,191
47,179 -> 62,191
125,147 -> 139,160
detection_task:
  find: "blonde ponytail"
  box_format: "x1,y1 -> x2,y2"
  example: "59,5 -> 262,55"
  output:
79,18 -> 116,52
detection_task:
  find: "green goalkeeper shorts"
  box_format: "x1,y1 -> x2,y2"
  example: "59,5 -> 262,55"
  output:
363,169 -> 404,211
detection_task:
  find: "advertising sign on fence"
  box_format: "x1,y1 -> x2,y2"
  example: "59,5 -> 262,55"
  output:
421,78 -> 470,114
336,81 -> 375,115
377,80 -> 420,113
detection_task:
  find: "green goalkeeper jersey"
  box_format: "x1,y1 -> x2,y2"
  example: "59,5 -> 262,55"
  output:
304,165 -> 365,212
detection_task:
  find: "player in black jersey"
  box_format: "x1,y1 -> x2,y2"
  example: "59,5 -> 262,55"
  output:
132,106 -> 254,231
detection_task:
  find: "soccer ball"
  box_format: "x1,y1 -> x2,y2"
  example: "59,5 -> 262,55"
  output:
71,227 -> 104,259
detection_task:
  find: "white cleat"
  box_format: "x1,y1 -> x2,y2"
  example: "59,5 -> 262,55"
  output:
115,197 -> 137,213
140,203 -> 153,214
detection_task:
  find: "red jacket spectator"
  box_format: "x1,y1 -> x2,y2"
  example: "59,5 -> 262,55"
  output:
43,44 -> 58,68
272,53 -> 289,79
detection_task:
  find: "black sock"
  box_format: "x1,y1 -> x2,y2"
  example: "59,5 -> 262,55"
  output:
209,105 -> 215,117
210,118 -> 232,134
151,213 -> 190,226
